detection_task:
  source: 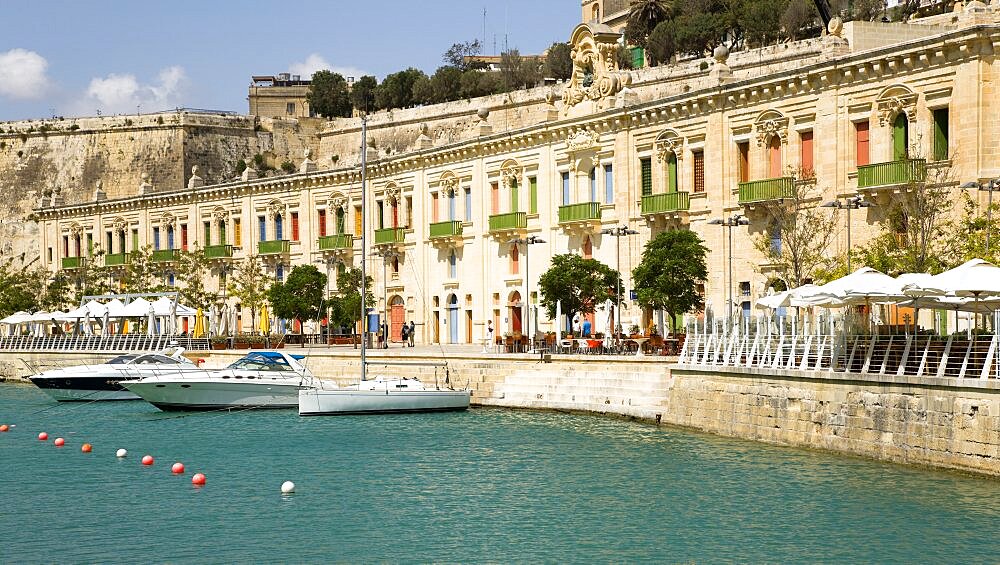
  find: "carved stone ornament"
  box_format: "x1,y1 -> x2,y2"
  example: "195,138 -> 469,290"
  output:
267,201 -> 284,219
69,223 -> 84,236
213,208 -> 229,222
500,164 -> 522,189
655,136 -> 683,162
562,23 -> 632,109
565,129 -> 600,153
113,218 -> 128,234
384,185 -> 400,203
330,196 -> 347,211
877,94 -> 918,126
755,117 -> 789,147
440,174 -> 459,195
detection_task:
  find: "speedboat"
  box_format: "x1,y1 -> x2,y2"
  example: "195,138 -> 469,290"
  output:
299,375 -> 471,416
121,351 -> 312,411
29,348 -> 200,402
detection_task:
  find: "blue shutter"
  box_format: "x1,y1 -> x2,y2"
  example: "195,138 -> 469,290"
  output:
589,168 -> 597,202
258,216 -> 266,242
153,227 -> 160,251
604,165 -> 613,204
561,172 -> 570,205
464,188 -> 472,222
275,214 -> 283,240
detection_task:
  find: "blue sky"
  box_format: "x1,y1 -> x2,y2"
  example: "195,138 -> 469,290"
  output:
0,1 -> 580,121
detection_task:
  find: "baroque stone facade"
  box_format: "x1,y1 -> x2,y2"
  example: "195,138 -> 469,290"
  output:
30,12 -> 1000,342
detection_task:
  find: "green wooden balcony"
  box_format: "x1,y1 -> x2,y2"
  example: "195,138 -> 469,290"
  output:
738,177 -> 795,204
641,192 -> 691,215
258,240 -> 290,255
318,234 -> 354,251
151,249 -> 179,262
204,244 -> 234,259
104,252 -> 128,267
558,202 -> 601,224
857,158 -> 926,189
61,256 -> 86,269
373,227 -> 405,245
428,220 -> 463,240
488,212 -> 527,233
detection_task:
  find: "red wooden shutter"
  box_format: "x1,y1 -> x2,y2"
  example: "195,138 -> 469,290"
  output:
856,121 -> 870,167
291,212 -> 299,241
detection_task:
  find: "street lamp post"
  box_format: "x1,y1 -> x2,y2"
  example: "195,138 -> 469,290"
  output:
960,179 -> 1000,253
821,196 -> 873,272
370,249 -> 398,346
600,225 -> 638,336
708,214 -> 750,320
508,235 -> 545,344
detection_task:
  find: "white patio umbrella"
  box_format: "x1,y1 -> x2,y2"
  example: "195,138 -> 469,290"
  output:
217,304 -> 229,336
83,310 -> 93,335
146,303 -> 156,336
555,299 -> 562,341
802,267 -> 905,307
209,304 -> 218,337
168,300 -> 178,335
0,311 -> 31,325
229,306 -> 238,336
102,309 -> 111,336
907,259 -> 1000,330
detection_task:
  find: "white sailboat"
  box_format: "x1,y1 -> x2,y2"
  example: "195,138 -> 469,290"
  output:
298,117 -> 470,416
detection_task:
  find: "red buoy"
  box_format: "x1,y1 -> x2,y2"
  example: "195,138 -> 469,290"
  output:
171,462 -> 185,474
38,432 -> 48,441
81,443 -> 92,453
0,424 -> 9,432
54,437 -> 65,447
191,473 -> 206,486
141,455 -> 154,466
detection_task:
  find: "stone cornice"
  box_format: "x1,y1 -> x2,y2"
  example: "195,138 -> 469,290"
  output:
36,24 -> 1000,221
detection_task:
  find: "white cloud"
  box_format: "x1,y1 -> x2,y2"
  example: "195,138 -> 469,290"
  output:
288,53 -> 368,81
0,48 -> 50,100
83,65 -> 188,114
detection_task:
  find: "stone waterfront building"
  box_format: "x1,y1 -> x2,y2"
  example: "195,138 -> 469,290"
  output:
31,5 -> 1000,343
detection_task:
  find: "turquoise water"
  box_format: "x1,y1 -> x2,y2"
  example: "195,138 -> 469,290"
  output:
2,383 -> 1000,563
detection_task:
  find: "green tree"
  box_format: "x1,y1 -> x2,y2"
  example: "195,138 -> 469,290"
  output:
944,191 -> 1000,266
328,266 -> 374,341
0,257 -> 41,316
780,0 -> 820,40
646,19 -> 679,65
349,75 -> 378,113
121,246 -> 162,293
624,0 -> 674,51
443,40 -> 484,70
267,265 -> 327,331
752,183 -> 839,288
175,248 -> 215,310
227,255 -> 269,332
538,254 -> 622,326
632,230 -> 709,331
411,74 -> 435,106
429,66 -> 465,103
459,70 -> 501,99
542,42 -> 573,80
307,70 -> 352,118
374,68 -> 426,110
499,49 -> 541,90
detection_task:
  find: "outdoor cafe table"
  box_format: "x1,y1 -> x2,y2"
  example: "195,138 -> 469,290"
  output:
626,337 -> 650,356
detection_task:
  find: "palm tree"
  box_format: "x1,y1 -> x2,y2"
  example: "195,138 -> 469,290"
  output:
624,0 -> 673,48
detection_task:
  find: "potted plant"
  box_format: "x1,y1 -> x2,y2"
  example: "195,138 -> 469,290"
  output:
233,335 -> 250,349
629,324 -> 641,338
269,333 -> 286,349
249,334 -> 266,349
210,336 -> 227,351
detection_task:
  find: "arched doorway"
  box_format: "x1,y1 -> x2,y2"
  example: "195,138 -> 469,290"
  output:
447,294 -> 459,344
508,291 -> 523,334
389,295 -> 404,342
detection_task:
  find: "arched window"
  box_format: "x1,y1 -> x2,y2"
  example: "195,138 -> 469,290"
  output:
449,251 -> 457,278
893,113 -> 909,160
510,244 -> 520,275
582,236 -> 593,259
768,136 -> 782,178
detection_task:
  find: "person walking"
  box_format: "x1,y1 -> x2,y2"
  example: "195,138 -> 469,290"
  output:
582,317 -> 592,338
485,320 -> 495,353
408,321 -> 415,347
381,321 -> 389,348
400,322 -> 409,347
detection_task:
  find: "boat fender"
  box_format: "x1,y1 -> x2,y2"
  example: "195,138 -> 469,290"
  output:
197,358 -> 205,366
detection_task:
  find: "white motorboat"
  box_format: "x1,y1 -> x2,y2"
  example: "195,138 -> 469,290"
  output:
299,376 -> 471,416
121,351 -> 311,411
297,117 -> 471,416
28,348 -> 200,402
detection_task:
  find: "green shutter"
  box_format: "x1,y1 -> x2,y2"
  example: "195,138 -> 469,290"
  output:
131,230 -> 139,251
204,221 -> 211,246
893,113 -> 908,161
87,234 -> 93,256
933,108 -> 949,161
640,158 -> 652,197
630,46 -> 644,68
219,222 -> 227,245
510,178 -> 519,213
667,153 -> 678,193
529,177 -> 538,214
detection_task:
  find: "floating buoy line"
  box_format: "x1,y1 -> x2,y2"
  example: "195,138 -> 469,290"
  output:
2,408 -> 297,495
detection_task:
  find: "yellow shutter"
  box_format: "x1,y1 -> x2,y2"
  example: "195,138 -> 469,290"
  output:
354,206 -> 362,235
233,218 -> 242,246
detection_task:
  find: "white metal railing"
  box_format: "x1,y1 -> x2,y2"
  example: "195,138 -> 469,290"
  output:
0,335 -> 211,352
678,310 -> 1000,380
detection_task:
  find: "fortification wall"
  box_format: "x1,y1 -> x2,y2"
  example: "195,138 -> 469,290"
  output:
0,112 -> 319,263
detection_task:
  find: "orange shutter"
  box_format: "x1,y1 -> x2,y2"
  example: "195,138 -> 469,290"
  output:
856,121 -> 870,167
233,218 -> 242,246
318,209 -> 326,237
800,131 -> 814,176
738,142 -> 749,183
291,212 -> 299,241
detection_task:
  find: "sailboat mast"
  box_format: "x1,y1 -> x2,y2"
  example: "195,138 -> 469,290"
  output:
360,116 -> 368,382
